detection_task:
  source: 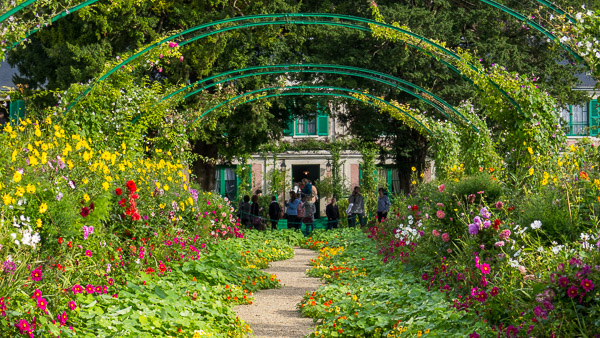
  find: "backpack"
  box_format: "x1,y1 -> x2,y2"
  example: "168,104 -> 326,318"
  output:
297,201 -> 305,218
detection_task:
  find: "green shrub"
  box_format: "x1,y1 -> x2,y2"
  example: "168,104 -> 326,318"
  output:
516,186 -> 579,244
449,172 -> 503,203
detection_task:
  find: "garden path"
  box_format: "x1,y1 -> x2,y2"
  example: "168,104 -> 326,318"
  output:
235,247 -> 321,337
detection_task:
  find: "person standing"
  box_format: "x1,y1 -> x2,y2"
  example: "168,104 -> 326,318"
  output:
326,197 -> 339,230
250,194 -> 262,230
285,191 -> 301,230
239,195 -> 251,227
348,186 -> 365,227
377,188 -> 391,223
302,195 -> 315,236
268,195 -> 281,230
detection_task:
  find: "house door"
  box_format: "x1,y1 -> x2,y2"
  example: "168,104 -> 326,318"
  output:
291,164 -> 321,218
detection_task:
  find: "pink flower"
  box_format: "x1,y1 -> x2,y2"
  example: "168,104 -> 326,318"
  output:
68,301 -> 77,311
86,284 -> 94,294
494,241 -> 505,247
37,297 -> 47,311
30,268 -> 43,282
432,230 -> 440,237
438,184 -> 445,192
581,279 -> 594,292
72,284 -> 83,294
85,250 -> 92,257
32,289 -> 42,299
441,233 -> 450,242
499,229 -> 511,240
567,286 -> 578,298
179,56 -> 184,62
480,263 -> 491,275
436,210 -> 445,219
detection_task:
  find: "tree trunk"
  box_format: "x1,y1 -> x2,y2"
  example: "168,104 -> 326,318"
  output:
191,140 -> 218,192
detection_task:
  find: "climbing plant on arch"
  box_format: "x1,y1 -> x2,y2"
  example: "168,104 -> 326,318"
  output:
368,3 -> 566,170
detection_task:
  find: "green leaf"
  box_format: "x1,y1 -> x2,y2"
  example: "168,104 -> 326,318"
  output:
154,286 -> 167,299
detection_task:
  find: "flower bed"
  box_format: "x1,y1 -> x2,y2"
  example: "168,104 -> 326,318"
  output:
0,119 -> 305,336
300,228 -> 492,337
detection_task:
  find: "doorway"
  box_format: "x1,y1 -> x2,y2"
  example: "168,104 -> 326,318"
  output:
291,164 -> 321,218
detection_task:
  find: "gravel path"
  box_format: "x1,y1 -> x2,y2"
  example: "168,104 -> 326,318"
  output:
235,247 -> 321,338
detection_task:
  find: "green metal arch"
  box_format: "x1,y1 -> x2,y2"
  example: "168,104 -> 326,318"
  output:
480,0 -> 582,63
192,85 -> 434,136
159,64 -> 474,129
0,0 -> 38,23
66,14 -> 522,113
7,0 -> 100,51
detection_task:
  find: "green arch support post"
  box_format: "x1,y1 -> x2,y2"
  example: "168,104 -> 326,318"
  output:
191,85 -> 434,136
65,13 -> 522,113
154,64 -> 476,130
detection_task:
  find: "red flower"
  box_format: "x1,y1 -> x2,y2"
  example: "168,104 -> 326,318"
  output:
126,180 -> 137,192
80,207 -> 90,218
567,286 -> 578,298
115,188 -> 122,196
131,212 -> 141,221
89,202 -> 95,211
58,237 -> 63,245
493,219 -> 501,230
411,205 -> 419,211
118,198 -> 127,207
146,267 -> 155,274
507,205 -> 515,212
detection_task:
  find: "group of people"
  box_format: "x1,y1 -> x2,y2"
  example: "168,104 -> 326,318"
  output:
238,180 -> 392,233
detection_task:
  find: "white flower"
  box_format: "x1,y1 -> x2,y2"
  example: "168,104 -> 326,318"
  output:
14,240 -> 20,246
530,220 -> 542,230
551,245 -> 563,254
581,233 -> 590,241
537,246 -> 544,253
508,258 -> 519,268
514,249 -> 522,257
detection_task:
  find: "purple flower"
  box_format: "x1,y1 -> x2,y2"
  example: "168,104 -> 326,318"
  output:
558,276 -> 569,288
483,220 -> 491,229
56,192 -> 63,201
473,216 -> 482,227
2,261 -> 16,274
567,286 -> 578,298
468,223 -> 479,235
479,207 -> 491,219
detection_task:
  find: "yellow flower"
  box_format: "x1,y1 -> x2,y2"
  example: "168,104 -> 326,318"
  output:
34,128 -> 41,137
163,185 -> 169,191
67,160 -> 74,169
29,155 -> 39,166
528,168 -> 534,176
2,194 -> 14,206
26,184 -> 36,194
527,147 -> 533,155
188,197 -> 194,205
420,173 -> 425,178
36,219 -> 42,227
13,171 -> 22,183
424,329 -> 430,334
155,182 -> 161,189
412,180 -> 417,185
39,203 -> 48,213
159,203 -> 166,209
102,182 -> 109,191
83,194 -> 90,202
411,166 -> 416,172
541,178 -> 548,186
83,178 -> 89,185
15,187 -> 25,197
543,172 -> 549,180
417,331 -> 422,337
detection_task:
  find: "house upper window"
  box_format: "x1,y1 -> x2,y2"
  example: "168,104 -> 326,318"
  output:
561,100 -> 598,136
296,116 -> 317,135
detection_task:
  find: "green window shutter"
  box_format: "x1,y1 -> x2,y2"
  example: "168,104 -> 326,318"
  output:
9,100 -> 25,125
590,99 -> 599,137
283,119 -> 294,136
359,165 -> 363,185
317,112 -> 329,136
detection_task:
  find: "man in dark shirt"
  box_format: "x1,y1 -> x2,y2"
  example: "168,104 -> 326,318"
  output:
325,197 -> 339,230
268,196 -> 281,230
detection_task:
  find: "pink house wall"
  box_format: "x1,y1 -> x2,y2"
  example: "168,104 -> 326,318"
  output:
350,163 -> 360,190
252,163 -> 262,193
